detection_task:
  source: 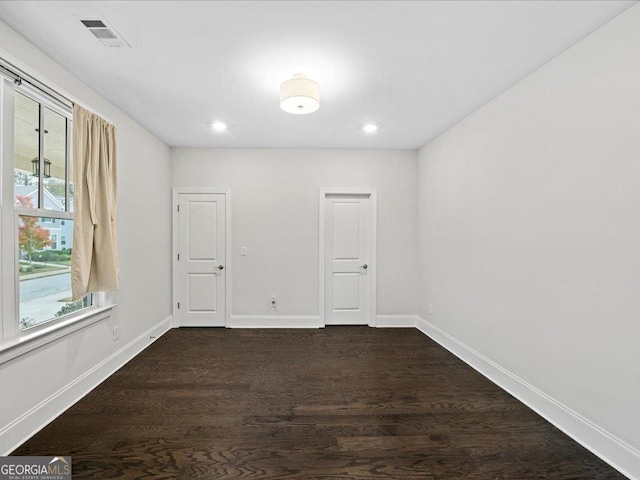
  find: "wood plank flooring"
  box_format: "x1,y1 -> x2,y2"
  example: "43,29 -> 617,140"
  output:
13,327 -> 626,479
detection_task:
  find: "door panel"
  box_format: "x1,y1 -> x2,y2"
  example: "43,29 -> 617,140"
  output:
333,203 -> 360,259
178,193 -> 226,326
333,273 -> 361,310
325,194 -> 371,325
188,202 -> 217,260
189,274 -> 217,311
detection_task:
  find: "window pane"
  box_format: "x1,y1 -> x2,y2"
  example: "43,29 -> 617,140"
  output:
43,107 -> 67,212
18,216 -> 91,329
68,125 -> 74,213
14,92 -> 40,209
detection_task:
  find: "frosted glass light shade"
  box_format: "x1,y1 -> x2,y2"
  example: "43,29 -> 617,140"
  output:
280,74 -> 320,114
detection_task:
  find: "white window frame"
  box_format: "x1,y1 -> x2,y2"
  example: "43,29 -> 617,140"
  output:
0,76 -> 112,364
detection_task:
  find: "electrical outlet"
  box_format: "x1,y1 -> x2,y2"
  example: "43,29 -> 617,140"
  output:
113,325 -> 119,341
270,296 -> 277,308
428,304 -> 433,315
240,247 -> 247,256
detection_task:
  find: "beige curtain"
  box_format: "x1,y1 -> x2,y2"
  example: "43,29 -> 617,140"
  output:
71,104 -> 119,300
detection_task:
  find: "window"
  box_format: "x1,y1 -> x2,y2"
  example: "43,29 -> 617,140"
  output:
12,89 -> 92,331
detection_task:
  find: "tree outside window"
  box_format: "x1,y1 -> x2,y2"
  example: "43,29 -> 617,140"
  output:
17,195 -> 51,264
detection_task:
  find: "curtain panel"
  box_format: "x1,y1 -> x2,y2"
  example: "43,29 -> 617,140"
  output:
71,104 -> 119,300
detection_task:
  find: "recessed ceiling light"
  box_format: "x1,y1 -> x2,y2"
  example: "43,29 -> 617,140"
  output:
212,121 -> 227,132
363,124 -> 378,134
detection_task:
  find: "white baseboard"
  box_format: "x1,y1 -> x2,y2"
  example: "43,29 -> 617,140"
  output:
229,314 -> 417,329
1,316 -> 172,455
229,315 -> 322,328
415,316 -> 640,480
375,314 -> 417,328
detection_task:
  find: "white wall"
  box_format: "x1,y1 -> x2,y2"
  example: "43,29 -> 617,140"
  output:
417,4 -> 640,476
172,148 -> 418,321
0,20 -> 172,453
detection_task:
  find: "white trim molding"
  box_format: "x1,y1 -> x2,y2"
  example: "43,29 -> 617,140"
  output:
172,188 -> 232,328
229,315 -> 322,329
319,187 -> 377,327
0,316 -> 172,456
0,305 -> 113,365
375,314 -> 417,328
415,316 -> 640,480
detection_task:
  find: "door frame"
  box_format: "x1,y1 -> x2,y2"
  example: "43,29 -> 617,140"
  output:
319,188 -> 377,327
172,187 -> 232,328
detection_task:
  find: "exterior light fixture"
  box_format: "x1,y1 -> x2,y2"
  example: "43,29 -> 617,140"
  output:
31,157 -> 51,178
280,74 -> 320,114
32,128 -> 51,177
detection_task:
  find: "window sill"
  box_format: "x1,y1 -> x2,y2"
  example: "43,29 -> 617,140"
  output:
0,304 -> 115,365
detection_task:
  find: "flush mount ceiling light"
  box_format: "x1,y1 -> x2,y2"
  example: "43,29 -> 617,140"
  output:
363,124 -> 378,133
280,74 -> 320,114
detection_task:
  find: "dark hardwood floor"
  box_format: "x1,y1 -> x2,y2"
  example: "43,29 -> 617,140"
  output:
14,327 -> 625,479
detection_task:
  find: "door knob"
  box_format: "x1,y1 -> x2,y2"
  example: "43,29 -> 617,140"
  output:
218,265 -> 224,270
361,264 -> 368,269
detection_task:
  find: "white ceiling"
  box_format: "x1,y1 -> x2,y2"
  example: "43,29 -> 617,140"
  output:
0,1 -> 635,149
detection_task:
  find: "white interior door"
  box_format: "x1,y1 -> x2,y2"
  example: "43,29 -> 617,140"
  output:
177,193 -> 226,326
325,194 -> 372,325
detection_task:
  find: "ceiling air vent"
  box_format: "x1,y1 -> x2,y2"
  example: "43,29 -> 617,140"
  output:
80,17 -> 130,48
